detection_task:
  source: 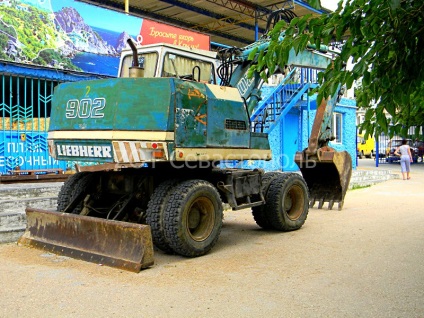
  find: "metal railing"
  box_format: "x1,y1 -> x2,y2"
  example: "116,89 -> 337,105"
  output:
250,67 -> 321,133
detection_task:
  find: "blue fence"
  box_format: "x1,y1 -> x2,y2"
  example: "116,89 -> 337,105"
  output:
0,74 -> 65,174
0,131 -> 67,173
0,64 -> 106,175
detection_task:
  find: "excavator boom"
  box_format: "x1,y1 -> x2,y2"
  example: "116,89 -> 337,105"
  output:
295,90 -> 352,210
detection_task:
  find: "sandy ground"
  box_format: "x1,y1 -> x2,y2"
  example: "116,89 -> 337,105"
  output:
0,159 -> 423,318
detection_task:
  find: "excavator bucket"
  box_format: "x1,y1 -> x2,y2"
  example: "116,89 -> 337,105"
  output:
295,149 -> 352,210
18,208 -> 154,272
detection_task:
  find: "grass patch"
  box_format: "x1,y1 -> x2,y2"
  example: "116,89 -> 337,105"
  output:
349,184 -> 372,190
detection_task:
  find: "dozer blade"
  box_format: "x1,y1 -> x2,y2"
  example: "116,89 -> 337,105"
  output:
18,208 -> 154,272
295,149 -> 352,210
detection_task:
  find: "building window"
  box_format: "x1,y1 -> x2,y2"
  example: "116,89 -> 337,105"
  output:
356,114 -> 365,125
333,112 -> 343,143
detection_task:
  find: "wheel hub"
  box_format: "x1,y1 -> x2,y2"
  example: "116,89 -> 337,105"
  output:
186,197 -> 215,242
188,207 -> 201,229
285,185 -> 304,220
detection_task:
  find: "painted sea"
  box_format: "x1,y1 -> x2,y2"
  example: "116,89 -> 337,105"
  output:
72,53 -> 119,77
71,27 -> 137,77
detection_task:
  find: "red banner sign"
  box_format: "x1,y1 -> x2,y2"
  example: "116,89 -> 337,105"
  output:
139,19 -> 210,50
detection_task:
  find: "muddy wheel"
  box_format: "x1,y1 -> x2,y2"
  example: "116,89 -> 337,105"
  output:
265,173 -> 309,231
57,172 -> 90,212
251,171 -> 282,229
145,179 -> 179,254
163,180 -> 223,257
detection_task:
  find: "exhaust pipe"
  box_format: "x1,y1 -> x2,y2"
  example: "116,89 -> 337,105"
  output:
127,39 -> 144,78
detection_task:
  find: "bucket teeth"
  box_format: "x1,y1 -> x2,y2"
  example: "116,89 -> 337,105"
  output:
310,196 -> 343,210
297,150 -> 352,211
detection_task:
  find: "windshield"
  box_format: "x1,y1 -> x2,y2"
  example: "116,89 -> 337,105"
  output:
162,53 -> 214,83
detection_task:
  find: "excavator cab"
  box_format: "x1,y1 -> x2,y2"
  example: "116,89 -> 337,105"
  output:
118,41 -> 217,83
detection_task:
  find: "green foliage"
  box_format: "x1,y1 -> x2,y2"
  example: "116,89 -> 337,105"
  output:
350,184 -> 371,190
33,49 -> 82,71
254,0 -> 424,138
0,6 -> 66,63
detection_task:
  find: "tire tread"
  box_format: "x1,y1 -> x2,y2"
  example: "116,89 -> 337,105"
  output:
163,179 -> 223,257
266,173 -> 309,231
145,179 -> 179,253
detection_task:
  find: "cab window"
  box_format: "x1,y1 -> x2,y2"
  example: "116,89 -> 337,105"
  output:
120,52 -> 158,78
162,53 -> 215,84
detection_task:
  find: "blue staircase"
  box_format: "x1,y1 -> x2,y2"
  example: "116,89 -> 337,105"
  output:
250,67 -> 321,133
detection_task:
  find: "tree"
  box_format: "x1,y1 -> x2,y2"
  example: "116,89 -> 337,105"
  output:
253,0 -> 424,138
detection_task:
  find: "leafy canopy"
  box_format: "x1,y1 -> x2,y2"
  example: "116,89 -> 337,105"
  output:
253,0 -> 424,139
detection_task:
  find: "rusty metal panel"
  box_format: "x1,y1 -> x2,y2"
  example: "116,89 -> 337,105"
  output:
18,208 -> 154,272
205,85 -> 250,148
174,80 -> 208,147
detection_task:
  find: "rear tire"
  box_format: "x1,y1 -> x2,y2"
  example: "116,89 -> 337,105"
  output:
57,172 -> 96,214
145,179 -> 179,254
252,172 -> 282,229
57,172 -> 89,212
265,173 -> 309,231
163,180 -> 223,257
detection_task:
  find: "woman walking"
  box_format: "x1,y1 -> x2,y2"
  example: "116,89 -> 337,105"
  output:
394,139 -> 413,180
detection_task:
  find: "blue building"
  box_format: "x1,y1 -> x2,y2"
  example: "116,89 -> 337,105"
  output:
224,68 -> 357,172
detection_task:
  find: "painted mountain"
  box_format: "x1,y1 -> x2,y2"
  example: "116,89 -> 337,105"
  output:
0,0 -> 134,75
54,7 -> 117,56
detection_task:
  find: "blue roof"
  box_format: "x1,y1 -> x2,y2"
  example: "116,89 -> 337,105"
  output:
0,61 -> 112,82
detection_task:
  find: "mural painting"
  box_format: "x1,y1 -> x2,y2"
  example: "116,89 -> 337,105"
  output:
0,0 -> 210,77
0,0 -> 210,174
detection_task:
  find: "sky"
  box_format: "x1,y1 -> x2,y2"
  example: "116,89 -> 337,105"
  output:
320,0 -> 340,11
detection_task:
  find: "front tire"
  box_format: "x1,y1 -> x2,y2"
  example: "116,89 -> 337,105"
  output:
265,173 -> 309,231
163,180 -> 223,257
57,172 -> 95,214
57,172 -> 91,212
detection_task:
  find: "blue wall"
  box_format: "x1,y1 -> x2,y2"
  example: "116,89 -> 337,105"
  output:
300,97 -> 357,169
228,91 -> 357,172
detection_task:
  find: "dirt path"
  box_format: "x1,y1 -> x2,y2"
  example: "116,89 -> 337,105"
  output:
1,164 -> 423,317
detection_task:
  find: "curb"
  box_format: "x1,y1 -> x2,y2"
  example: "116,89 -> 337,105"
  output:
349,169 -> 400,189
0,182 -> 62,244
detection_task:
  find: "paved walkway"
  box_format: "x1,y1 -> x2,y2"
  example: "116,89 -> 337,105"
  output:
356,157 -> 424,174
0,158 -> 423,317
